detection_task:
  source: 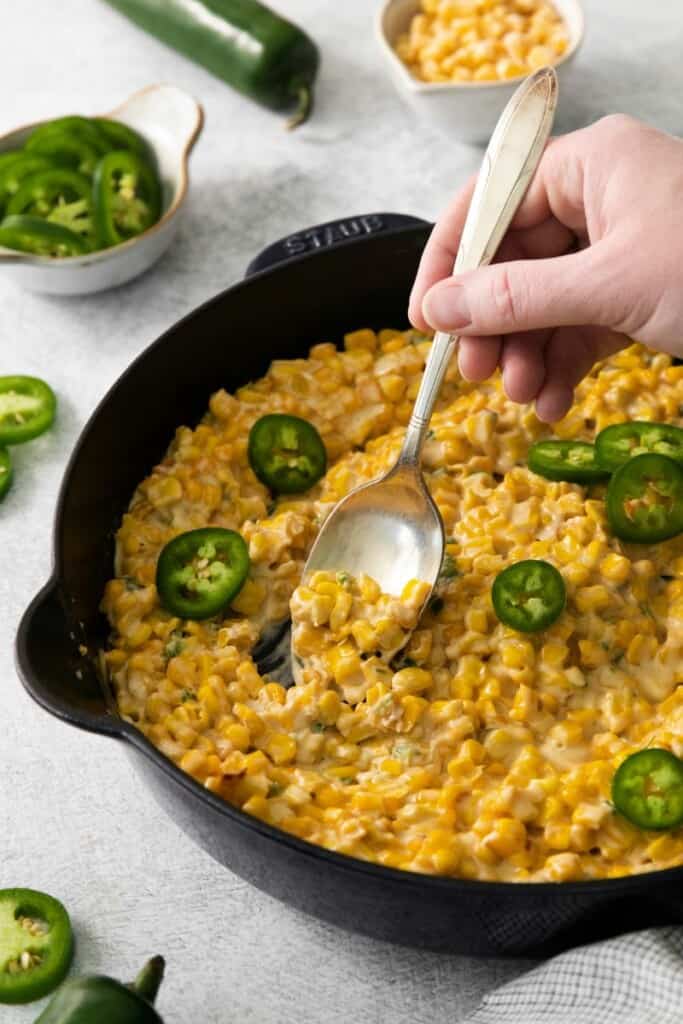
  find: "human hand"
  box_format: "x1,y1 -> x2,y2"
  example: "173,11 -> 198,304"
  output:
409,115 -> 683,422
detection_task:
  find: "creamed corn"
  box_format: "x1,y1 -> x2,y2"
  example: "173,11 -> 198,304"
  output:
103,329 -> 683,882
395,0 -> 570,84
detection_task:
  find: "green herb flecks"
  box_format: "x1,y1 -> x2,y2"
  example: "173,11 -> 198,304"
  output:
439,553 -> 460,580
164,633 -> 185,661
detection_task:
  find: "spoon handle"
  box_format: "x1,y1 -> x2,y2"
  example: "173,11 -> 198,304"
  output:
398,66 -> 558,466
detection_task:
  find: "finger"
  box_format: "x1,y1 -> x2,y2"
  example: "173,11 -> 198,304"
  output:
495,216 -> 576,264
508,132 -> 590,235
458,335 -> 502,382
408,175 -> 477,330
410,126 -> 594,331
422,244 -> 621,337
500,330 -> 552,404
534,325 -> 626,423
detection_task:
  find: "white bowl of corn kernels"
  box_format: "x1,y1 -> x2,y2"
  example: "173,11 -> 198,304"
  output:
377,0 -> 584,144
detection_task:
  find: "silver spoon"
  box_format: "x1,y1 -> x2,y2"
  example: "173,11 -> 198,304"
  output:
295,69 -> 558,653
253,69 -> 558,684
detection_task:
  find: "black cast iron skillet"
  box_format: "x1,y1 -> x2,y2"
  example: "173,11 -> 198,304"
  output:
16,213 -> 683,956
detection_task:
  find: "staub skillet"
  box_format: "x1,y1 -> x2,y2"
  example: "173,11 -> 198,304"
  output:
16,213 -> 683,956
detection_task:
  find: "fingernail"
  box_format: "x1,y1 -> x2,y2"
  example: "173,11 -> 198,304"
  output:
423,283 -> 471,330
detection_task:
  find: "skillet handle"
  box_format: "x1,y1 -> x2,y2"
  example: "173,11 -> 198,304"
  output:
245,212 -> 430,276
15,579 -> 124,738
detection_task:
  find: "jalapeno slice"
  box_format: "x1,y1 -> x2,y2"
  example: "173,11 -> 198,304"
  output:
156,527 -> 250,620
0,155 -> 63,212
92,117 -> 150,158
6,169 -> 94,244
0,215 -> 89,258
528,440 -> 608,483
26,116 -> 109,154
0,152 -> 22,176
492,559 -> 566,633
24,128 -> 100,177
0,888 -> 73,1004
0,376 -> 57,445
93,150 -> 162,246
248,414 -> 327,494
612,749 -> 683,831
0,447 -> 12,500
596,421 -> 683,471
606,453 -> 683,543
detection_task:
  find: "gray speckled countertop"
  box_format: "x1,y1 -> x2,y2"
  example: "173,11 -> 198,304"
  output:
2,2 -> 682,1021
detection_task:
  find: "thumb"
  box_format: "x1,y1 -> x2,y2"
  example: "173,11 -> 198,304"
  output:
422,246 -> 622,337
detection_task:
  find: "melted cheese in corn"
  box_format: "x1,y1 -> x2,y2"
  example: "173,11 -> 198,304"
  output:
103,330 -> 683,882
291,571 -> 431,701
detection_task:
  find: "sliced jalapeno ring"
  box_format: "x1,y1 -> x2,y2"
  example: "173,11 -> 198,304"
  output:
92,117 -> 151,158
0,156 -> 64,212
6,169 -> 95,244
596,421 -> 683,471
492,559 -> 566,633
0,888 -> 74,1004
0,375 -> 57,445
0,447 -> 12,500
527,440 -> 608,483
0,152 -> 23,176
26,116 -> 109,155
248,413 -> 327,494
156,527 -> 250,620
0,215 -> 89,258
606,453 -> 683,543
612,749 -> 683,831
93,150 -> 162,246
24,128 -> 100,176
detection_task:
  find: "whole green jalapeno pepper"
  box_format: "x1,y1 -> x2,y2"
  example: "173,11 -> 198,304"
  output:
103,0 -> 320,128
34,955 -> 165,1023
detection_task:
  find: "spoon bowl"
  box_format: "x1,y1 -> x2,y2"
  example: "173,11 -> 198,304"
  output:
304,463 -> 444,598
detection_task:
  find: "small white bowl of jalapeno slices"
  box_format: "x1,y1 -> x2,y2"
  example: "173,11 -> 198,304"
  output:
0,84 -> 203,295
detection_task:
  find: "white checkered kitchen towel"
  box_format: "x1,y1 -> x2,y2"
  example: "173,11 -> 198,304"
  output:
464,928 -> 683,1024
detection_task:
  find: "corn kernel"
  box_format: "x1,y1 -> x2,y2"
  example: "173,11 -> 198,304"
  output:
265,733 -> 297,765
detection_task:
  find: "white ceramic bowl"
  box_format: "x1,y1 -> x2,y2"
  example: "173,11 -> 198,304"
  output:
0,84 -> 203,295
376,0 -> 584,145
